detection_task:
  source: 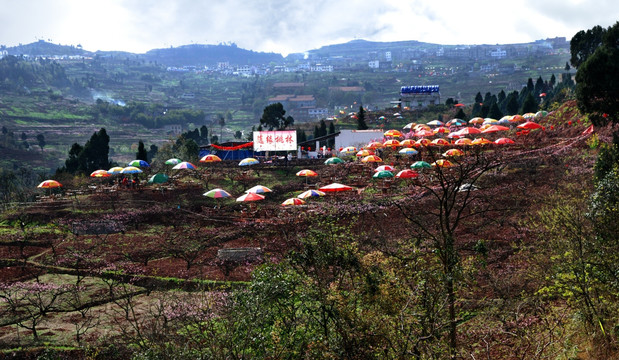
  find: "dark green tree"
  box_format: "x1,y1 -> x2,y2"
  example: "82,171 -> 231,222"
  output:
217,113 -> 225,141
575,21 -> 619,125
474,92 -> 483,104
505,92 -> 520,115
488,102 -> 503,120
356,106 -> 368,130
328,121 -> 336,148
147,144 -> 158,163
527,78 -> 534,92
199,125 -> 209,142
520,93 -> 539,114
234,130 -> 242,139
297,129 -> 307,144
20,132 -> 27,141
260,103 -> 294,130
497,90 -> 506,104
454,108 -> 466,120
136,140 -> 148,161
64,143 -> 84,174
36,134 -> 45,150
570,25 -> 606,68
550,74 -> 556,87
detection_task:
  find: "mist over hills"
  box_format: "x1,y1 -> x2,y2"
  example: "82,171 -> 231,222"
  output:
2,37 -> 568,67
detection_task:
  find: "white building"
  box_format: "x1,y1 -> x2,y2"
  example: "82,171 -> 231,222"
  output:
491,48 -> 507,59
368,60 -> 379,69
334,129 -> 384,150
385,51 -> 392,61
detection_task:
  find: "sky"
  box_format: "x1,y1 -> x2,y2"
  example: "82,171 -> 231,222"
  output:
1,0 -> 617,55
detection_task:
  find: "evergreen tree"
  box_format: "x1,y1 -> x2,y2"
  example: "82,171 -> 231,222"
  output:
297,129 -> 307,144
64,143 -> 83,174
136,140 -> 148,161
575,21 -> 619,125
520,93 -> 539,114
356,106 -> 368,130
474,92 -> 483,104
570,25 -> 606,68
328,122 -> 336,148
497,90 -> 506,104
488,102 -> 503,120
527,78 -> 534,92
455,108 -> 466,120
147,144 -> 158,163
535,76 -> 545,95
506,92 -> 520,115
200,125 -> 209,142
550,74 -> 556,88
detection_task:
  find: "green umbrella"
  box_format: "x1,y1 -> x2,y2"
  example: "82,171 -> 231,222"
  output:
373,170 -> 394,179
411,161 -> 432,169
165,158 -> 182,165
324,157 -> 344,165
147,173 -> 169,184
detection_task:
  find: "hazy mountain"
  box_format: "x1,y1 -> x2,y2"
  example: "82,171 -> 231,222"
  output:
142,43 -> 284,66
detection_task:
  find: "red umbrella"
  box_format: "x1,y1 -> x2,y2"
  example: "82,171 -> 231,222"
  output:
319,183 -> 355,192
456,127 -> 482,136
454,103 -> 466,107
395,169 -> 419,179
415,129 -> 435,137
517,121 -> 544,130
495,137 -> 515,145
236,192 -> 265,202
481,125 -> 510,133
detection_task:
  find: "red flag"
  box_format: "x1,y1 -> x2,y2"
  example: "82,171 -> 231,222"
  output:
582,125 -> 594,135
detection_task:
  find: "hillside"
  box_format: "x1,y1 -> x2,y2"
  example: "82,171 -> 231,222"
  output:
2,101 -> 617,358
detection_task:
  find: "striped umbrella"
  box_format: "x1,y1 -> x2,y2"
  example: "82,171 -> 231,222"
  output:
298,189 -> 326,199
90,170 -> 111,178
165,158 -> 182,165
200,154 -> 222,163
128,160 -> 150,167
120,166 -> 143,174
282,198 -> 306,206
173,162 -> 197,170
37,180 -> 62,189
108,166 -> 124,175
203,188 -> 232,198
239,157 -> 259,166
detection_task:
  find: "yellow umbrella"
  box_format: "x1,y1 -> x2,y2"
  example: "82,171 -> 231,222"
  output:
361,155 -> 383,163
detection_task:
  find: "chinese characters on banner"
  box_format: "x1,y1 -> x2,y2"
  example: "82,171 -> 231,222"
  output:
253,131 -> 297,151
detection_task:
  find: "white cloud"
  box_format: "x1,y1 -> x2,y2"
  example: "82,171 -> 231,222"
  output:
0,0 -> 617,53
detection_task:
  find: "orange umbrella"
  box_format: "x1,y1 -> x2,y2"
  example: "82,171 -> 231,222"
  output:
383,139 -> 401,147
432,159 -> 454,168
469,117 -> 485,125
416,138 -> 431,147
430,138 -> 450,147
510,114 -> 525,123
384,129 -> 403,137
366,141 -> 384,150
400,139 -> 416,147
37,180 -> 62,189
200,154 -> 222,163
443,148 -> 464,157
362,155 -> 383,163
455,138 -> 473,146
471,137 -> 492,145
356,149 -> 374,157
414,124 -> 431,131
90,170 -> 111,178
296,169 -> 318,177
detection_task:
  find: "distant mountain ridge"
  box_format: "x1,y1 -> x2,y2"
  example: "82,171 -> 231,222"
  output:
3,37 -> 567,66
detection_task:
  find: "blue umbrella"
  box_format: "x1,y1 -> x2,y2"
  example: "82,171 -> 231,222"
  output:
128,159 -> 150,167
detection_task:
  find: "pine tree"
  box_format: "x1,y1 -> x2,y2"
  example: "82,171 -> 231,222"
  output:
136,140 -> 148,161
356,106 -> 368,130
